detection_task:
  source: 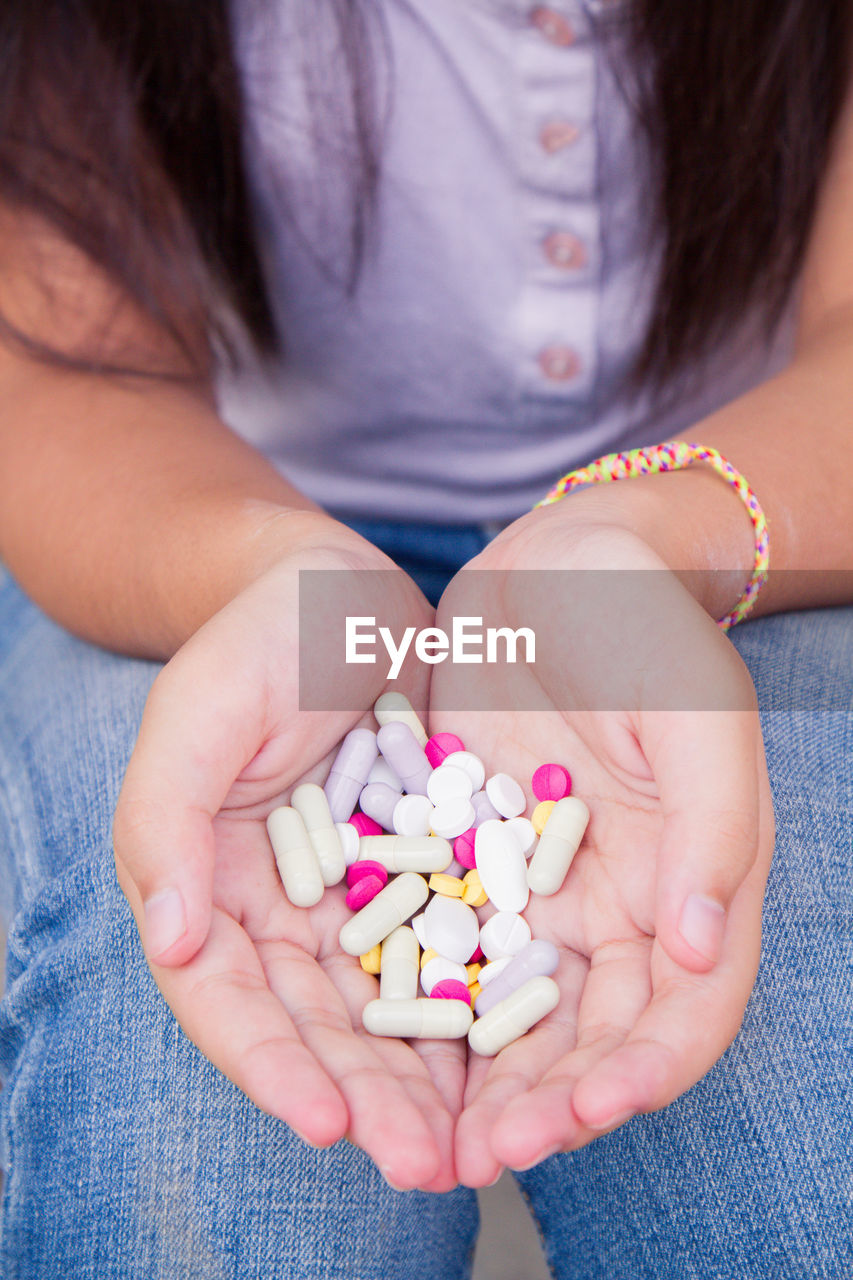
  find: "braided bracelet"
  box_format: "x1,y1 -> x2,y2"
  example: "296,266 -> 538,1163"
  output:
534,440 -> 769,631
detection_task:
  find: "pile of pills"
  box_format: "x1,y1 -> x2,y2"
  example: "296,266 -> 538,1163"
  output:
266,693 -> 589,1057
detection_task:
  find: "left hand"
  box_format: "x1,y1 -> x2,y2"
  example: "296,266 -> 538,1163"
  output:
427,508 -> 775,1186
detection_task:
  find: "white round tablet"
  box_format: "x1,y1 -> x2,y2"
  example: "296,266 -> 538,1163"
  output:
441,751 -> 486,794
392,793 -> 435,837
485,773 -> 526,820
505,816 -> 537,857
479,911 -> 532,960
420,956 -> 469,996
410,912 -> 428,949
427,764 -> 474,806
430,796 -> 476,839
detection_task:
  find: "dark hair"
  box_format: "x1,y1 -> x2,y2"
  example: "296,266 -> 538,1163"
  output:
0,1 -> 850,383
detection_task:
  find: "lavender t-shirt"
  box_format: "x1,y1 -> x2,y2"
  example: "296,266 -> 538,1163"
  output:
218,0 -> 793,524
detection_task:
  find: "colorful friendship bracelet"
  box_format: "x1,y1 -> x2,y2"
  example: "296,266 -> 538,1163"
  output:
535,440 -> 770,631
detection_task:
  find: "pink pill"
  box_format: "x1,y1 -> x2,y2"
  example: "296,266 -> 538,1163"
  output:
468,944 -> 484,963
346,860 -> 389,889
345,875 -> 386,911
425,732 -> 466,768
430,979 -> 472,1005
348,812 -> 384,837
532,763 -> 572,803
454,828 -> 477,870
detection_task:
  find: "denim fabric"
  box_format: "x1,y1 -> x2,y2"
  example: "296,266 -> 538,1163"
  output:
0,551 -> 850,1278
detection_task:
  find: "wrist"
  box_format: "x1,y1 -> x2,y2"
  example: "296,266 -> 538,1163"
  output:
496,466 -> 756,622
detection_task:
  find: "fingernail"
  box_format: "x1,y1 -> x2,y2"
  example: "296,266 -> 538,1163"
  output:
586,1107 -> 634,1132
678,894 -> 726,964
144,888 -> 187,959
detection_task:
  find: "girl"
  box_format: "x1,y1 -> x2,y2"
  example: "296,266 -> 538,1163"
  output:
0,2 -> 850,1276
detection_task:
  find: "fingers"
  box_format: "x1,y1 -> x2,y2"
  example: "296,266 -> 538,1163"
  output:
642,708 -> 762,972
487,936 -> 651,1170
152,909 -> 350,1149
114,652 -> 268,966
454,948 -> 588,1186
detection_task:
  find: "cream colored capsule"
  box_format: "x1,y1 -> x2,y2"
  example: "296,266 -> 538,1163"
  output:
358,835 -> 453,874
379,926 -> 420,1000
266,806 -> 325,908
373,692 -> 428,747
291,783 -> 346,887
468,976 -> 560,1057
363,997 -> 473,1039
526,797 -> 590,896
338,872 -> 429,956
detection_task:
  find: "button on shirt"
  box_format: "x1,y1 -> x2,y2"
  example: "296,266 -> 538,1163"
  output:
221,0 -> 793,523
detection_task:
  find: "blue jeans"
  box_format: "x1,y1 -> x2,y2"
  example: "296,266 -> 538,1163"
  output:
0,528 -> 851,1279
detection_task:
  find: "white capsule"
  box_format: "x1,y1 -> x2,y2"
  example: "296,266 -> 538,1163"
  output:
526,797 -> 590,896
427,764 -> 474,805
423,895 -> 480,964
324,728 -> 379,822
475,820 -> 529,912
411,912 -> 428,948
479,911 -> 532,961
392,793 -> 435,837
338,872 -> 429,956
290,783 -> 346,886
363,997 -> 473,1039
358,782 -> 400,832
505,816 -> 537,857
420,955 -> 468,996
379,926 -> 420,1001
478,956 -> 512,987
266,806 -> 325,908
373,692 -> 429,748
335,821 -> 361,866
442,751 -> 486,794
468,976 -> 560,1057
357,835 -> 453,873
485,773 -> 526,820
367,757 -> 404,792
430,796 -> 476,840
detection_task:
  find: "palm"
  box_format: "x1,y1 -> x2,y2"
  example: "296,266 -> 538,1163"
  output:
431,533 -> 773,1184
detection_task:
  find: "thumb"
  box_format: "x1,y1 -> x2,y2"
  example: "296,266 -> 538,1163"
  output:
113,651 -> 258,967
644,709 -> 762,972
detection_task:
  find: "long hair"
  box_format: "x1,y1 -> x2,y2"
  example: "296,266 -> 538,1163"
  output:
0,1 -> 850,382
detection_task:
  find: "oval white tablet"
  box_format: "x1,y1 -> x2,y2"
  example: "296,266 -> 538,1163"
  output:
392,793 -> 435,837
431,796 -> 476,839
474,820 -> 529,912
485,773 -> 526,820
441,751 -> 486,794
411,912 -> 428,949
479,911 -> 532,960
423,895 -> 480,964
427,764 -> 474,806
420,955 -> 468,996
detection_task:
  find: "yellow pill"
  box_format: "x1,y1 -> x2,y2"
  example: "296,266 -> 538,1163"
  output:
420,947 -> 439,970
359,944 -> 382,975
532,800 -> 556,835
468,981 -> 482,1002
429,873 -> 465,898
466,962 -> 482,984
462,869 -> 488,908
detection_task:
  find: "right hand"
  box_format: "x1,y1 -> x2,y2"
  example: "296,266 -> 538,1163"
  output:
113,515 -> 463,1191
